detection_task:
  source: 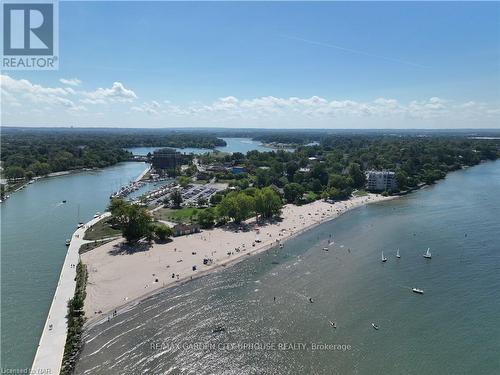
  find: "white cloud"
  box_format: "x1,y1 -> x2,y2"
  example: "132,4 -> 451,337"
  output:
82,82 -> 137,104
59,78 -> 82,86
1,74 -> 498,128
1,74 -> 84,112
131,101 -> 161,116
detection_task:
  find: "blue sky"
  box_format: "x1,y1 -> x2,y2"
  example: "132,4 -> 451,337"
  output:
2,1 -> 499,128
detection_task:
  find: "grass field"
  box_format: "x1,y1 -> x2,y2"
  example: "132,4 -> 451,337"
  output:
84,217 -> 121,241
152,207 -> 203,224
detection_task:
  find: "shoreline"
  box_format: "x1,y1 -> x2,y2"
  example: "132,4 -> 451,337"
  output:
82,193 -> 396,329
31,213 -> 111,374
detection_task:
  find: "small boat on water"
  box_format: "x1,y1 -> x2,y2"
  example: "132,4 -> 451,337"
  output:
65,239 -> 71,246
212,326 -> 225,334
372,323 -> 379,330
77,222 -> 84,228
381,251 -> 387,262
423,247 -> 432,259
323,247 -> 329,251
412,287 -> 424,294
396,248 -> 400,258
329,321 -> 337,329
62,200 -> 67,203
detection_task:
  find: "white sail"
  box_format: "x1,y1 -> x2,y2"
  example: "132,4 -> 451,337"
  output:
396,248 -> 400,258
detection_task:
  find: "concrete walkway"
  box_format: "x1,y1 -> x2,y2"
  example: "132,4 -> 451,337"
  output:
31,213 -> 111,374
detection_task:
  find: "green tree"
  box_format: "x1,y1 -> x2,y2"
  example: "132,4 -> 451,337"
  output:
170,190 -> 183,208
283,183 -> 304,203
152,223 -> 173,241
5,166 -> 25,180
176,176 -> 191,188
348,163 -> 365,188
255,169 -> 270,188
198,208 -> 215,228
254,187 -> 282,219
395,169 -> 408,190
121,205 -> 153,243
218,192 -> 254,223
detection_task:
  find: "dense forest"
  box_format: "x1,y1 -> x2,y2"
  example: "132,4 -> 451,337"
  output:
197,134 -> 500,201
0,128 -> 226,180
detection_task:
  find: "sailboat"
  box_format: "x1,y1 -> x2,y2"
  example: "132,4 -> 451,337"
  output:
381,251 -> 387,262
423,247 -> 432,259
396,248 -> 400,258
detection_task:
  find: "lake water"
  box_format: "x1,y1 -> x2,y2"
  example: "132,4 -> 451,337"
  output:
75,161 -> 500,375
127,137 -> 291,156
0,162 -> 148,371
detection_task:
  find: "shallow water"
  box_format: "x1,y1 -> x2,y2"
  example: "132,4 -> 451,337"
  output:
75,161 -> 500,375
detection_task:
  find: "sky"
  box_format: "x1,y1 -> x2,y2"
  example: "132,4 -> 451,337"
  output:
1,1 -> 499,129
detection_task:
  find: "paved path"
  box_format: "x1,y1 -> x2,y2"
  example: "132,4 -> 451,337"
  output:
31,213 -> 111,374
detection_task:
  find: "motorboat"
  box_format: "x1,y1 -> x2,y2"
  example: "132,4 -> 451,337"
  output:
412,287 -> 424,294
65,239 -> 71,246
323,247 -> 329,251
372,323 -> 379,330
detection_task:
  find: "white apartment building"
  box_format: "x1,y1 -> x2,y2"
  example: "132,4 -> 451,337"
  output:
366,170 -> 398,192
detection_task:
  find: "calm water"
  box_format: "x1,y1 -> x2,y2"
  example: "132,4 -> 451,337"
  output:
75,161 -> 500,375
127,137 -> 290,156
0,162 -> 148,370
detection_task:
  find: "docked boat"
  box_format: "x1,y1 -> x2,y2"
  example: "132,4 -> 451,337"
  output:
412,287 -> 424,294
65,239 -> 71,246
381,251 -> 387,262
423,247 -> 432,259
77,222 -> 84,228
372,323 -> 379,330
396,248 -> 400,258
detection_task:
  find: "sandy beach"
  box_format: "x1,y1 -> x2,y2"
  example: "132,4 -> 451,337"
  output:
82,193 -> 393,326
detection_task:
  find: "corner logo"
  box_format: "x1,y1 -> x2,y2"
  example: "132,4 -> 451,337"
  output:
2,0 -> 58,70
